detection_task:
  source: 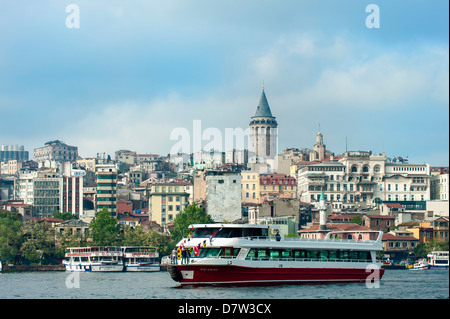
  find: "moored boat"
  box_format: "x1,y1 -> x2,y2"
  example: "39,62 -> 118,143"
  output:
63,246 -> 124,272
409,258 -> 430,270
167,223 -> 385,286
427,251 -> 449,269
122,246 -> 160,272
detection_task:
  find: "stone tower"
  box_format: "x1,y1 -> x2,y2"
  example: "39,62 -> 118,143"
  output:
312,128 -> 326,161
249,84 -> 278,166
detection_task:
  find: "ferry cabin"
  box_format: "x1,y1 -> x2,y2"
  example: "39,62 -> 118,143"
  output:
170,223 -> 384,285
64,246 -> 124,272
122,246 -> 160,272
427,251 -> 449,269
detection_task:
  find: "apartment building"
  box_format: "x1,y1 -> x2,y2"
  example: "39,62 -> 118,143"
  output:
33,140 -> 78,164
430,170 -> 449,200
96,164 -> 117,217
241,171 -> 260,204
259,173 -> 297,201
33,171 -> 62,217
297,151 -> 431,211
149,181 -> 190,227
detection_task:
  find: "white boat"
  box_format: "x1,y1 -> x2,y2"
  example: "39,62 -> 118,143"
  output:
167,223 -> 385,286
410,259 -> 430,270
63,246 -> 124,272
427,251 -> 449,269
122,246 -> 160,272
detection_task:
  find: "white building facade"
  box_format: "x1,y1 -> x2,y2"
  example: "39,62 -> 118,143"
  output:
297,151 -> 431,212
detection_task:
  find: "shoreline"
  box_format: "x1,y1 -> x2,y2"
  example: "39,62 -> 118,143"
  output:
2,264 -> 65,272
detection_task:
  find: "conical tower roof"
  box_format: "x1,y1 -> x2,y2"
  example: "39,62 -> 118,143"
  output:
253,89 -> 274,118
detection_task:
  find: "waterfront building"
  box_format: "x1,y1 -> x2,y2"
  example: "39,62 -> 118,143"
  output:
420,216 -> 449,242
33,140 -> 78,165
248,84 -> 278,172
95,164 -> 118,217
55,219 -> 90,241
149,180 -> 190,227
381,231 -> 419,260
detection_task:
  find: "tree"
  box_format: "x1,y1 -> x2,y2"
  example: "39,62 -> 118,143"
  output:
89,208 -> 123,246
350,215 -> 363,225
0,212 -> 23,263
53,212 -> 77,221
21,221 -> 57,264
414,240 -> 449,258
170,203 -> 215,244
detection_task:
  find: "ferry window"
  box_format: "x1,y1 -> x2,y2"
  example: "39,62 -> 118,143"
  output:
281,250 -> 291,259
340,250 -> 349,261
320,251 -> 328,261
359,251 -> 370,261
257,249 -> 268,260
329,251 -> 337,260
350,251 -> 359,261
198,248 -> 222,258
246,249 -> 256,260
270,250 -> 280,259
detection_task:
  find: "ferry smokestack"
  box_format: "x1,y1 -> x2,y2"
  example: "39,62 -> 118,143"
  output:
318,190 -> 327,231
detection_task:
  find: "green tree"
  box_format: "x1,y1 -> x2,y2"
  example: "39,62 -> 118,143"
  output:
414,240 -> 449,258
53,212 -> 77,220
89,208 -> 123,246
350,215 -> 363,225
0,212 -> 23,263
21,221 -> 57,264
122,225 -> 147,246
170,203 -> 215,244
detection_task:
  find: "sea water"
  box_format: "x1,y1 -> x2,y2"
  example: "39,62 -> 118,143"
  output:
0,268 -> 448,299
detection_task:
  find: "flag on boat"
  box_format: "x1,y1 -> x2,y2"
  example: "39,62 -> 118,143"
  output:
202,240 -> 206,248
194,244 -> 200,256
209,228 -> 222,243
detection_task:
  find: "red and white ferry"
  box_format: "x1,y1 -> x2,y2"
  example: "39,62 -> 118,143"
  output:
167,223 -> 385,286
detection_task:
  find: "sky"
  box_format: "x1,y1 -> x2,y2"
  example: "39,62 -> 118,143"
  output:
0,0 -> 448,166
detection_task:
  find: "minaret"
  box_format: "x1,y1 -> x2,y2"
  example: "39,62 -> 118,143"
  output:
249,83 -> 278,164
318,190 -> 328,231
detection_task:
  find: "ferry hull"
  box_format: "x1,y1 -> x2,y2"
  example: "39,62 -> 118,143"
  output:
125,264 -> 161,272
168,264 -> 385,286
64,262 -> 124,272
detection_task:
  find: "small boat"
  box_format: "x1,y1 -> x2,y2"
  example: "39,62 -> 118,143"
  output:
122,246 -> 160,272
63,246 -> 124,272
410,259 -> 430,270
427,251 -> 449,269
